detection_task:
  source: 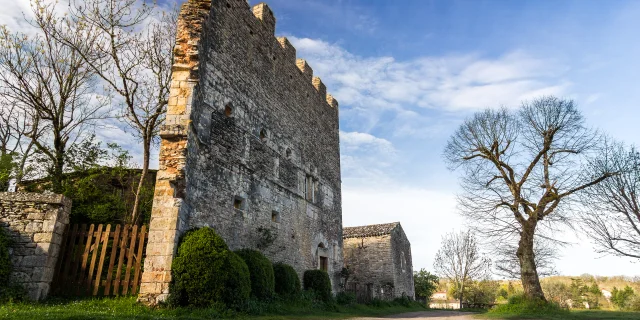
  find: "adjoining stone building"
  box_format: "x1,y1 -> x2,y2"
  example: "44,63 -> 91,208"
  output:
139,0 -> 343,304
343,222 -> 414,300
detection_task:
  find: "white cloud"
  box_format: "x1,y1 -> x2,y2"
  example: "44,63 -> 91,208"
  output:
1,0 -> 33,32
339,131 -> 397,187
340,131 -> 395,154
289,37 -> 570,133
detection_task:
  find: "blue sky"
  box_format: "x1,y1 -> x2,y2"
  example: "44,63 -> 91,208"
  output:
4,0 -> 639,277
249,0 -> 640,277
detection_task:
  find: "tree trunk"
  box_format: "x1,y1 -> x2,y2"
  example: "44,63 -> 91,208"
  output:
459,282 -> 464,309
51,137 -> 65,194
131,138 -> 150,224
517,222 -> 546,301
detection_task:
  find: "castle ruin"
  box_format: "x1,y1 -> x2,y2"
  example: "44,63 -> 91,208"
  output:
138,0 -> 343,304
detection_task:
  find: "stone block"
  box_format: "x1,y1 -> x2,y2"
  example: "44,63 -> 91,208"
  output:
21,255 -> 48,268
31,267 -> 54,282
26,212 -> 45,220
33,233 -> 53,243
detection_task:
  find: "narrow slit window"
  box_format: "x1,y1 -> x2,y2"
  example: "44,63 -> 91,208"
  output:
305,175 -> 318,203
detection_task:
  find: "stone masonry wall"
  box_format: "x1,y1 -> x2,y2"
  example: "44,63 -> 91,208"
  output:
140,0 -> 343,305
390,225 -> 415,298
0,192 -> 70,300
343,235 -> 395,300
343,225 -> 415,300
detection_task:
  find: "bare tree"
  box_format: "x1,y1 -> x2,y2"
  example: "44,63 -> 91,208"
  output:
443,96 -> 616,301
582,141 -> 640,259
44,0 -> 176,223
0,4 -> 108,193
0,103 -> 41,188
433,230 -> 490,308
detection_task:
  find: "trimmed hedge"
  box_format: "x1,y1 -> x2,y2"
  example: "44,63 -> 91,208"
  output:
273,262 -> 301,296
303,270 -> 332,302
235,249 -> 275,300
170,228 -> 251,308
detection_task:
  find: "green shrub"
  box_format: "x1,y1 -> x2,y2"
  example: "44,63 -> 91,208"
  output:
368,298 -> 391,308
170,228 -> 250,308
0,227 -> 25,302
235,249 -> 275,300
273,262 -> 301,296
336,292 -> 356,305
488,294 -> 568,316
303,270 -> 332,302
393,295 -> 413,307
0,227 -> 11,284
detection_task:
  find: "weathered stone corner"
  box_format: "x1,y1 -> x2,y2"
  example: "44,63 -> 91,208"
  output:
0,192 -> 71,301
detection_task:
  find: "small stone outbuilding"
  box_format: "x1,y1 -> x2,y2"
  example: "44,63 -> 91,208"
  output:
343,222 -> 414,300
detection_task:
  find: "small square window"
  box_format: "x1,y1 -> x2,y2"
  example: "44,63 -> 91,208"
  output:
234,196 -> 245,210
271,210 -> 280,223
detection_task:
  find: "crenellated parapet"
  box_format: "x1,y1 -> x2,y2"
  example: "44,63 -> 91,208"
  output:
277,37 -> 296,63
252,3 -> 276,35
172,0 -> 338,110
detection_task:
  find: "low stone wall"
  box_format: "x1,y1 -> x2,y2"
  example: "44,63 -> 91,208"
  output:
0,192 -> 71,300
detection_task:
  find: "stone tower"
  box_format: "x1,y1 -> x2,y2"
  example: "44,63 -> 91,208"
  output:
138,0 -> 343,304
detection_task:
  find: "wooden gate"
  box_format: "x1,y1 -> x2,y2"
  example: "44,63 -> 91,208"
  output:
52,224 -> 148,297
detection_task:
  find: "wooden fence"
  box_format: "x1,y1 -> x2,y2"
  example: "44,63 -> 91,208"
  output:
52,224 -> 148,297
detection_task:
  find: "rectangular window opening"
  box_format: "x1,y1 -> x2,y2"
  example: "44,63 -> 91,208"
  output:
271,210 -> 280,223
319,256 -> 328,272
305,175 -> 318,203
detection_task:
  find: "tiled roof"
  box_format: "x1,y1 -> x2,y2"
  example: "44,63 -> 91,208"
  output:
343,222 -> 400,238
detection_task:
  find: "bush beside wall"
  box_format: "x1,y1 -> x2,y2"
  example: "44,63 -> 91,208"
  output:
170,228 -> 250,308
273,262 -> 301,296
0,227 -> 10,285
303,270 -> 332,302
235,249 -> 275,300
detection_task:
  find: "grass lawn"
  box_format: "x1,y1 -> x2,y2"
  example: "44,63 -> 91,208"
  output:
478,308 -> 640,320
0,296 -> 428,320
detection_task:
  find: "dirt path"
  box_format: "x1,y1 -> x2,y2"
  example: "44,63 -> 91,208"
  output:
352,310 -> 478,320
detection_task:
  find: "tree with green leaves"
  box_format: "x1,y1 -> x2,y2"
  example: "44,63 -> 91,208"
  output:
0,153 -> 14,191
611,286 -> 635,310
413,268 -> 439,303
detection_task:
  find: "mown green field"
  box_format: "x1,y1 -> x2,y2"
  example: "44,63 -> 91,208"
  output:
480,310 -> 640,320
0,296 -> 426,320
477,302 -> 640,320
